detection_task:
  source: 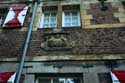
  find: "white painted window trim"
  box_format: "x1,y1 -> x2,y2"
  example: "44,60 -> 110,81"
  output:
39,13 -> 44,28
39,11 -> 57,28
62,11 -> 65,27
62,10 -> 81,27
36,76 -> 82,83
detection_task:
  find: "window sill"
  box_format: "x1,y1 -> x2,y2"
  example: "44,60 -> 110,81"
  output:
38,27 -> 56,30
62,26 -> 81,28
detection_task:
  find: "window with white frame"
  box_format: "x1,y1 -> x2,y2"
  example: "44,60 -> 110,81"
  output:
36,74 -> 83,83
62,11 -> 80,27
37,78 -> 82,83
40,11 -> 57,28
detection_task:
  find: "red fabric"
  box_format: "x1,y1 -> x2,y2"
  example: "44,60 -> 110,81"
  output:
4,5 -> 26,28
112,70 -> 125,83
0,72 -> 15,82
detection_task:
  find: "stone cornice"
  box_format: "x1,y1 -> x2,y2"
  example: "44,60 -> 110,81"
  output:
0,54 -> 125,61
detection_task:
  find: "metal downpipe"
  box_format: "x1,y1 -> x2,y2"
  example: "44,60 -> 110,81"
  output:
14,0 -> 38,83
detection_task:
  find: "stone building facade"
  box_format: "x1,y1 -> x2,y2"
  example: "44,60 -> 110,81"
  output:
0,0 -> 125,83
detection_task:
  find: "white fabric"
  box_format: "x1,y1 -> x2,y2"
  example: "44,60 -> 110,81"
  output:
8,72 -> 16,83
110,72 -> 120,83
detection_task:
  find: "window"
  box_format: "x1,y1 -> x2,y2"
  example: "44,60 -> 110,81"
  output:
41,11 -> 57,28
98,73 -> 112,83
36,74 -> 83,83
0,8 -> 8,26
62,5 -> 80,27
39,6 -> 57,28
62,11 -> 80,27
122,2 -> 125,9
37,78 -> 81,83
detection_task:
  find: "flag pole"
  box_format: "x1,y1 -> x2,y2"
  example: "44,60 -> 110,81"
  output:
14,0 -> 38,83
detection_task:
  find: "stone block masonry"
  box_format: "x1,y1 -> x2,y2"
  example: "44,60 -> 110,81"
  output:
80,0 -> 125,29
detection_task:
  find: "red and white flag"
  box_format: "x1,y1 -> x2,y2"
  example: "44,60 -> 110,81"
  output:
0,72 -> 16,83
111,70 -> 125,83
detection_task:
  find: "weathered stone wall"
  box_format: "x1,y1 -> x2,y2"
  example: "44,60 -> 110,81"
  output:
1,0 -> 125,83
0,61 -> 125,83
23,61 -> 125,83
0,30 -> 27,57
27,28 -> 125,56
0,2 -> 31,58
0,0 -> 125,60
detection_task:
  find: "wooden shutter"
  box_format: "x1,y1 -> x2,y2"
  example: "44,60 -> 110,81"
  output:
0,72 -> 15,82
111,70 -> 125,83
2,5 -> 28,28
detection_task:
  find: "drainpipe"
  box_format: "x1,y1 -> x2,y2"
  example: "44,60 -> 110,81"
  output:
14,0 -> 38,83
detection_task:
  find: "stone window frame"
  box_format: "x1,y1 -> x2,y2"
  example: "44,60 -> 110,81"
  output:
40,11 -> 57,28
39,6 -> 58,28
62,5 -> 81,28
39,4 -> 81,29
35,73 -> 83,83
62,10 -> 81,27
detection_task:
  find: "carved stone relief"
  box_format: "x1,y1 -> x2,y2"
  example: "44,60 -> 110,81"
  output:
41,29 -> 75,51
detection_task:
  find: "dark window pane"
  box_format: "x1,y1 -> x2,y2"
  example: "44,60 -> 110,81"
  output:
98,73 -> 112,83
0,8 -> 8,26
39,79 -> 51,83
